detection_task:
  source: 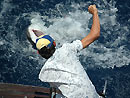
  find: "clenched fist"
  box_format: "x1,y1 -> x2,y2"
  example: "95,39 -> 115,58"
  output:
88,5 -> 98,15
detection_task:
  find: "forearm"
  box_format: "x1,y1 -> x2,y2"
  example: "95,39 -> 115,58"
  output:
90,12 -> 100,38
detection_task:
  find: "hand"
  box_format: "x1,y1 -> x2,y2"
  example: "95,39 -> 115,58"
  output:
88,5 -> 98,15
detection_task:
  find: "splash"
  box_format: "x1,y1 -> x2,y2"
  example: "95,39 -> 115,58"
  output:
0,0 -> 129,71
28,0 -> 130,68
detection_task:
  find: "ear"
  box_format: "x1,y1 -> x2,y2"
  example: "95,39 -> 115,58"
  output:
53,41 -> 56,46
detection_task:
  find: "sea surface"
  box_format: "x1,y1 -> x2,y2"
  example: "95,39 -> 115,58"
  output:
0,0 -> 130,98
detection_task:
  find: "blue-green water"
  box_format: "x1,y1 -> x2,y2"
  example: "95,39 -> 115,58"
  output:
0,0 -> 130,98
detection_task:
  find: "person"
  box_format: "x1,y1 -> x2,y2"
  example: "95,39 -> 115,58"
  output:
27,5 -> 100,98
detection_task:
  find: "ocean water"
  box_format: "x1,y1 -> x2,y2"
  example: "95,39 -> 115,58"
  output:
0,0 -> 130,98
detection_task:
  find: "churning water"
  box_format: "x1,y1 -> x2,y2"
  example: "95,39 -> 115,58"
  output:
0,0 -> 130,98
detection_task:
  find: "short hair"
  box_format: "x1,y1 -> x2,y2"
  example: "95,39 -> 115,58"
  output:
38,44 -> 56,59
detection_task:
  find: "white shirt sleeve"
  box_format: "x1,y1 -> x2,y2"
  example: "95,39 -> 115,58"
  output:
68,40 -> 83,53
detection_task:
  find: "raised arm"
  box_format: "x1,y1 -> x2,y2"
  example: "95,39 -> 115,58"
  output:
81,5 -> 100,48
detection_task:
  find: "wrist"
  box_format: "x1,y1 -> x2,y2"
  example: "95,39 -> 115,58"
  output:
94,11 -> 98,15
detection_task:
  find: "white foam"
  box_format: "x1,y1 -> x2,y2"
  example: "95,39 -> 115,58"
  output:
1,0 -> 129,69
28,1 -> 130,69
30,9 -> 91,47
